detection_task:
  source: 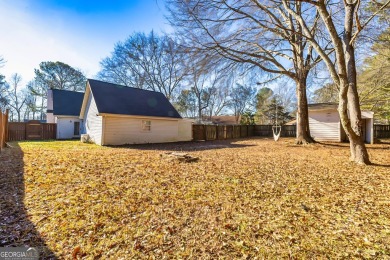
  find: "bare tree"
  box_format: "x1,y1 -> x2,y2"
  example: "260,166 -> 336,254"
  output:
283,0 -> 390,164
175,89 -> 197,117
0,56 -> 7,110
230,83 -> 257,124
6,73 -> 27,122
205,84 -> 231,118
187,57 -> 223,121
98,31 -> 188,100
167,0 -> 329,143
27,80 -> 47,120
24,92 -> 39,120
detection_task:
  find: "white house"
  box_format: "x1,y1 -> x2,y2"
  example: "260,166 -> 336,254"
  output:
79,79 -> 193,145
308,103 -> 374,144
46,89 -> 84,139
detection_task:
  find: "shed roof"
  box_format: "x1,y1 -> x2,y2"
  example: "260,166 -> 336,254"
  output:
308,102 -> 374,119
87,79 -> 182,119
52,89 -> 84,116
308,102 -> 338,110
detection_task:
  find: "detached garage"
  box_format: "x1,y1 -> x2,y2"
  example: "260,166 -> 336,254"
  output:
80,79 -> 192,145
308,103 -> 374,144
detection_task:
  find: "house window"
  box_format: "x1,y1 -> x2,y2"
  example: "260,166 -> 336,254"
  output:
74,121 -> 80,136
142,120 -> 151,131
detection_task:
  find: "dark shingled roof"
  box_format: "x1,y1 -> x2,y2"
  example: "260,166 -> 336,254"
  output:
308,102 -> 338,110
53,89 -> 84,116
88,79 -> 182,119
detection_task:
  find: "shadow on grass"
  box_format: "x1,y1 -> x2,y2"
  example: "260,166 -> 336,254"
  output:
0,143 -> 57,259
370,163 -> 390,168
110,138 -> 259,152
316,141 -> 390,150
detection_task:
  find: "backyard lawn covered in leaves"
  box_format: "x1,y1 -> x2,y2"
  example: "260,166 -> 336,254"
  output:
1,138 -> 389,258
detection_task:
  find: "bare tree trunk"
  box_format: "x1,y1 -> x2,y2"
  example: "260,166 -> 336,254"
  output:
296,76 -> 315,144
342,3 -> 370,164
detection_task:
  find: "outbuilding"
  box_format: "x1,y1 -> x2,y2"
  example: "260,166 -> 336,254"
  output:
308,103 -> 374,144
46,89 -> 84,139
79,79 -> 193,145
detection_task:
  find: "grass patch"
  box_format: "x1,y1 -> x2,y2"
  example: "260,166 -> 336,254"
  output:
1,138 -> 389,258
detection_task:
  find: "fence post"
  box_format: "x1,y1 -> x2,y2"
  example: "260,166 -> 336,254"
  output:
0,111 -> 3,151
5,109 -> 9,142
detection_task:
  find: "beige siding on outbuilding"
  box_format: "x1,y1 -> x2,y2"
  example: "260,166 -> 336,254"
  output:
84,93 -> 103,145
178,119 -> 193,141
103,116 -> 187,145
309,110 -> 341,142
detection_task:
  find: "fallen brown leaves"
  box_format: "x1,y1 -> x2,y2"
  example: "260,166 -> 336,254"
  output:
1,138 -> 389,258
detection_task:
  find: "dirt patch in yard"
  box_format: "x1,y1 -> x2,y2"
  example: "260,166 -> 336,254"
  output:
1,138 -> 389,258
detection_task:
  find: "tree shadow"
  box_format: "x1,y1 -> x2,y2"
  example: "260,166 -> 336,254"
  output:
370,163 -> 390,168
314,142 -> 351,149
316,141 -> 390,150
109,138 -> 258,152
0,143 -> 57,259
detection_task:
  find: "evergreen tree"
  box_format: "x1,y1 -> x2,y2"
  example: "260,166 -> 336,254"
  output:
264,97 -> 292,125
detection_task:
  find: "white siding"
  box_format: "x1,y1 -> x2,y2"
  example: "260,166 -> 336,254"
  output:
83,94 -> 103,145
309,110 -> 341,142
46,113 -> 55,123
46,89 -> 55,123
365,118 -> 374,144
103,116 -> 181,145
56,116 -> 82,139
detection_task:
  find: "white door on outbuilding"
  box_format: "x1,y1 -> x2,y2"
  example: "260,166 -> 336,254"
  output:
57,117 -> 81,139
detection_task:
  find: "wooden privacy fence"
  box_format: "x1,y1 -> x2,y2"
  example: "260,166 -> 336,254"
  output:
8,121 -> 56,141
193,124 -> 390,141
193,124 -> 296,141
0,109 -> 9,151
374,125 -> 390,138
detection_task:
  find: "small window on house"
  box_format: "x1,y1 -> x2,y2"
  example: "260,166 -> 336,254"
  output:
74,121 -> 80,136
142,120 -> 151,131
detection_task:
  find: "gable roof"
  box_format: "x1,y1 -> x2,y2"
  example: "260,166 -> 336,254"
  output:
52,89 -> 84,116
86,79 -> 182,119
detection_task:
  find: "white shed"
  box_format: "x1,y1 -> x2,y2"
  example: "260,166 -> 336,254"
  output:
79,79 -> 193,145
46,89 -> 84,139
308,103 -> 374,144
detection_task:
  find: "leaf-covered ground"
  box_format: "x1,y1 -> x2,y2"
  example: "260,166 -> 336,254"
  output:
1,138 -> 389,259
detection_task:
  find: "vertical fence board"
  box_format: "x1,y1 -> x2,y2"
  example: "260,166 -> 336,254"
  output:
0,111 -> 3,150
374,125 -> 390,139
205,125 -> 217,140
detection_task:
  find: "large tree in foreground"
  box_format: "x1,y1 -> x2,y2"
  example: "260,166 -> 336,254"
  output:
284,0 -> 390,164
167,0 -> 328,143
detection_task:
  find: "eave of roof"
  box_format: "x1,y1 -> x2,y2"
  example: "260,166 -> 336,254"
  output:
308,102 -> 338,111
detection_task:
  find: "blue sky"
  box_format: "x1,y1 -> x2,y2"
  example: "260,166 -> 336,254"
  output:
0,0 -> 170,84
